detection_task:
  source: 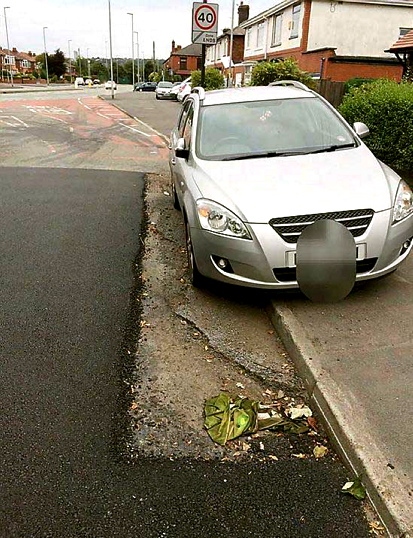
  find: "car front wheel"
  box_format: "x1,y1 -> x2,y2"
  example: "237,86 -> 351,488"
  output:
185,219 -> 204,287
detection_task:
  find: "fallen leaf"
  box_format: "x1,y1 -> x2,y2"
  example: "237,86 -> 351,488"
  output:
236,382 -> 245,389
288,406 -> 313,420
292,453 -> 307,459
130,402 -> 138,410
268,455 -> 279,461
341,476 -> 366,500
307,416 -> 318,430
313,445 -> 328,459
368,521 -> 385,536
277,390 -> 285,399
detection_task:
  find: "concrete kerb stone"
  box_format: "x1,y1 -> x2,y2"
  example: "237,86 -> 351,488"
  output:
268,300 -> 412,538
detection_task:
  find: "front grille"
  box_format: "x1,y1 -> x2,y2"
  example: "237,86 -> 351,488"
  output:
273,257 -> 378,282
269,209 -> 374,244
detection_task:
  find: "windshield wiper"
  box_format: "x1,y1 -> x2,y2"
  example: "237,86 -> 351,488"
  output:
220,150 -> 306,161
305,143 -> 357,154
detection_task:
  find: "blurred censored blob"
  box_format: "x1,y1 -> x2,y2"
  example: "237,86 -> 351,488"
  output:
296,220 -> 356,303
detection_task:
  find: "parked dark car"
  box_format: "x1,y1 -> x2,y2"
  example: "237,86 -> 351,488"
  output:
134,82 -> 157,92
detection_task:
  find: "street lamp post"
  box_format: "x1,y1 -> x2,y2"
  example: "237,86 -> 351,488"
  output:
108,0 -> 114,99
4,7 -> 14,87
87,48 -> 91,79
127,12 -> 134,88
134,31 -> 139,83
68,39 -> 72,83
43,26 -> 49,86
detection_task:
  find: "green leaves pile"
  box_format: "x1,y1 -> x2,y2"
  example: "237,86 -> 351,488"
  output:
204,393 -> 310,446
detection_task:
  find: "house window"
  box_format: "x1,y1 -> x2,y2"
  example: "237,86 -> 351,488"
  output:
290,3 -> 301,39
246,28 -> 252,49
399,27 -> 413,37
256,22 -> 264,48
179,56 -> 187,70
4,55 -> 15,65
21,59 -> 30,68
271,14 -> 283,46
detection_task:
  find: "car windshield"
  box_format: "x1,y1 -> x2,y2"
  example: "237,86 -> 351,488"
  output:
158,82 -> 173,88
196,97 -> 357,161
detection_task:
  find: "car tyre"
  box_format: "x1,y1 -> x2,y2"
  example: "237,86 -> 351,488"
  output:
171,180 -> 180,210
185,219 -> 204,287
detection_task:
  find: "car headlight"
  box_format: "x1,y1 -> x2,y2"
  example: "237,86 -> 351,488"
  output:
393,180 -> 413,223
196,199 -> 251,239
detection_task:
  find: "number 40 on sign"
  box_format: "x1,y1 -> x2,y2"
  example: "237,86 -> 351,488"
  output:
192,2 -> 219,45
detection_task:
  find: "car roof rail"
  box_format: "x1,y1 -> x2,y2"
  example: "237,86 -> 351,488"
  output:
268,80 -> 310,91
191,86 -> 206,100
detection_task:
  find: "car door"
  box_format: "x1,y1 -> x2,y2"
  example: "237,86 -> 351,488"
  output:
170,99 -> 194,205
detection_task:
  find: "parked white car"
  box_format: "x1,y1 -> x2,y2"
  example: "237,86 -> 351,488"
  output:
177,82 -> 192,102
105,80 -> 117,90
169,77 -> 191,101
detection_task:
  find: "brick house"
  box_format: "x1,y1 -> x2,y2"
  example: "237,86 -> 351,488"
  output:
0,47 -> 37,78
205,1 -> 250,85
239,0 -> 412,84
163,42 -> 203,79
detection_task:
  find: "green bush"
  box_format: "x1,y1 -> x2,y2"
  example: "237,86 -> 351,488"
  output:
190,68 -> 224,90
339,79 -> 413,172
250,58 -> 316,89
344,77 -> 375,94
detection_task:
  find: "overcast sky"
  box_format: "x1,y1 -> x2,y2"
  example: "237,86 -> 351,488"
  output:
0,0 -> 277,60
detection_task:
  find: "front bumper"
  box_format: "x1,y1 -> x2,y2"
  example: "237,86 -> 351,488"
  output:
190,209 -> 413,289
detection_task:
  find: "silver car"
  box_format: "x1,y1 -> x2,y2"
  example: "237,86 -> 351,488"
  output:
155,81 -> 173,100
169,82 -> 413,289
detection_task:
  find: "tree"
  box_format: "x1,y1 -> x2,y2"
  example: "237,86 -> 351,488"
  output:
48,49 -> 66,78
191,68 -> 224,90
250,58 -> 316,89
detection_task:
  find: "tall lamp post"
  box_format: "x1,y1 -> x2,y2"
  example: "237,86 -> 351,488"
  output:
134,31 -> 139,83
87,47 -> 91,79
108,0 -> 114,99
68,39 -> 72,83
43,26 -> 49,86
127,12 -> 134,88
4,7 -> 13,87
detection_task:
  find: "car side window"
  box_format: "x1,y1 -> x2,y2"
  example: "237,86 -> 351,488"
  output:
181,102 -> 194,149
177,100 -> 192,134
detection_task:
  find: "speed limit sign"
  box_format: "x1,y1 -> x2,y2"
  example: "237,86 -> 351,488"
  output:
192,2 -> 219,45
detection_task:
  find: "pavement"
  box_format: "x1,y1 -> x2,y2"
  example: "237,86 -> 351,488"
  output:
3,84 -> 412,537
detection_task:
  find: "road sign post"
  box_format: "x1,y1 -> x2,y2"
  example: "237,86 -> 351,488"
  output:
192,2 -> 219,45
192,2 -> 219,87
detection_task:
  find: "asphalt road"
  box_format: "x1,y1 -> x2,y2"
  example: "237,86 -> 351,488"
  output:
0,91 -> 371,537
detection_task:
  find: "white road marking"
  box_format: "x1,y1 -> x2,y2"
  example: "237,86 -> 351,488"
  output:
119,123 -> 151,137
24,105 -> 72,115
0,115 -> 29,128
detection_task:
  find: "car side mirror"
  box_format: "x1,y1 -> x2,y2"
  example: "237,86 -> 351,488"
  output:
175,137 -> 190,159
353,122 -> 369,139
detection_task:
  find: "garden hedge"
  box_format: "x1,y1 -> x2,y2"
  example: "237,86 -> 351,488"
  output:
339,79 -> 413,172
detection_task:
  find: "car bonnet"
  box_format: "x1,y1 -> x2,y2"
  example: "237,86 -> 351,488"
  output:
192,146 -> 393,223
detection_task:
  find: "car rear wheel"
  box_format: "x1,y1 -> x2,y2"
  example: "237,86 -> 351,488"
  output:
185,219 -> 204,287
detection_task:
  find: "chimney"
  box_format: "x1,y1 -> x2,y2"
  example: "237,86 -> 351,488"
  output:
12,47 -> 17,53
238,1 -> 249,25
172,40 -> 176,52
